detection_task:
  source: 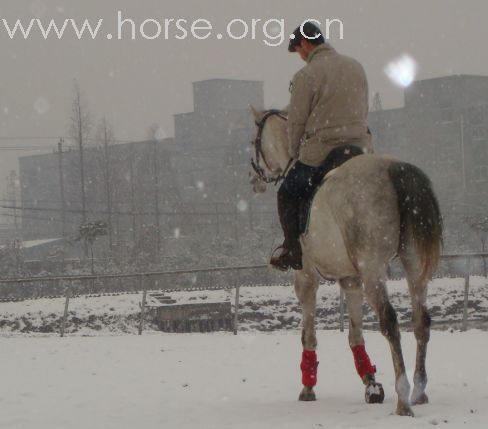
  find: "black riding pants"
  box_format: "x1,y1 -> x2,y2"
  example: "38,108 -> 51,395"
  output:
277,145 -> 364,246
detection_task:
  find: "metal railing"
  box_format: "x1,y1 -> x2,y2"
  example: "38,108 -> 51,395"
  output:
0,264 -> 270,337
1,253 -> 487,337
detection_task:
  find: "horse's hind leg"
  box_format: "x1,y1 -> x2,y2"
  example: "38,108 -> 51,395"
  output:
340,279 -> 377,381
294,262 -> 319,401
400,250 -> 431,405
363,274 -> 413,416
340,277 -> 384,403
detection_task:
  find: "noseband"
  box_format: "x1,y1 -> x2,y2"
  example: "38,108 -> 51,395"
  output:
251,110 -> 292,185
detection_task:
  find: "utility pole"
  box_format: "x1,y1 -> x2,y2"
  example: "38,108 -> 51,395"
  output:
57,139 -> 67,240
76,105 -> 87,226
6,171 -> 19,239
129,149 -> 137,252
102,118 -> 113,251
72,84 -> 88,258
152,139 -> 161,257
460,114 -> 467,191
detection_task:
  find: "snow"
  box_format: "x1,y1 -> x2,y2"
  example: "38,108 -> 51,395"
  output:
0,330 -> 487,428
0,276 -> 487,334
385,54 -> 418,88
237,199 -> 249,212
21,238 -> 62,249
33,96 -> 50,115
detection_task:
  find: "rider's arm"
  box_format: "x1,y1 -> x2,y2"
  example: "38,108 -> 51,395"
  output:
287,70 -> 314,159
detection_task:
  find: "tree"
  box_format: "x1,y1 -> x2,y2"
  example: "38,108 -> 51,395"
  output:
95,118 -> 115,252
147,124 -> 163,259
69,82 -> 92,256
76,221 -> 108,275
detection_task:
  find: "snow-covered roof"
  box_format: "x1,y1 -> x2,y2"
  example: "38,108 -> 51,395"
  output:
21,238 -> 62,249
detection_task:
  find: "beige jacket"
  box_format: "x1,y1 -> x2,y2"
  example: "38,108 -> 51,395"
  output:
287,43 -> 372,167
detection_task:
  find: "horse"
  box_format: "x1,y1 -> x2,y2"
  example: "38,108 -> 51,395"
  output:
249,108 -> 443,417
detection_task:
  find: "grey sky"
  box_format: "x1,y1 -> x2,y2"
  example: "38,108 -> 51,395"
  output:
0,0 -> 487,201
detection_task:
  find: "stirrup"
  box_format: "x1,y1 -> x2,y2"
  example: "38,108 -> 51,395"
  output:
269,246 -> 288,272
269,245 -> 302,272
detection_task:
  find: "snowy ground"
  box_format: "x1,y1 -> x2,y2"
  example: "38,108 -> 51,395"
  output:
1,330 -> 487,429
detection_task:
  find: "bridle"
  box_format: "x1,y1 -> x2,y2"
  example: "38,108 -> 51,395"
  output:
250,109 -> 293,185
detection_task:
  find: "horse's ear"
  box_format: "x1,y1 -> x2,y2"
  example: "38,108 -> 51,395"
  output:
250,105 -> 261,121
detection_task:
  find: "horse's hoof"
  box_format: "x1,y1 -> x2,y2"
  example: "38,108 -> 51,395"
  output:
365,382 -> 385,404
396,402 -> 415,417
299,387 -> 316,401
411,391 -> 429,405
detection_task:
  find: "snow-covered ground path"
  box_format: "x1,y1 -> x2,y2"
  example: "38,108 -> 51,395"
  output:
1,330 -> 487,429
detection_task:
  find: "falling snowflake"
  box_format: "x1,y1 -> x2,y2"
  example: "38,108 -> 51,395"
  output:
152,127 -> 166,142
3,107 -> 8,115
385,54 -> 418,88
267,23 -> 283,37
196,181 -> 204,190
237,199 -> 248,212
30,0 -> 46,17
33,97 -> 50,115
173,228 -> 180,238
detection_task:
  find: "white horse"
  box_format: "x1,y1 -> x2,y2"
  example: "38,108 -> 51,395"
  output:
249,108 -> 443,416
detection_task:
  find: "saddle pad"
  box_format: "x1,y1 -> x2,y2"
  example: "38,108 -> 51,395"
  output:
298,146 -> 364,235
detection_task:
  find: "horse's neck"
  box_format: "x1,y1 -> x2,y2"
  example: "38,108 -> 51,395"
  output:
265,118 -> 291,172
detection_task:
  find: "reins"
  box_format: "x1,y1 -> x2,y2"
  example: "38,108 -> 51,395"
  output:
251,110 -> 292,186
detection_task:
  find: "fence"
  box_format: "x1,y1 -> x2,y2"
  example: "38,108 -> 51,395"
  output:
0,253 -> 487,337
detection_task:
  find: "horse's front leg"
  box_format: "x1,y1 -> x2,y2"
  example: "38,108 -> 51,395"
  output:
294,263 -> 319,401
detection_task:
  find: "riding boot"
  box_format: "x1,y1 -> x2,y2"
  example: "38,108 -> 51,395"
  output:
269,193 -> 303,271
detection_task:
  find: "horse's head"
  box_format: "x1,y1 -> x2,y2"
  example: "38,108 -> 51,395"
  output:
249,106 -> 290,194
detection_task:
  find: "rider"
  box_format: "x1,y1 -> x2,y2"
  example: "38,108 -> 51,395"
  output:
270,21 -> 373,271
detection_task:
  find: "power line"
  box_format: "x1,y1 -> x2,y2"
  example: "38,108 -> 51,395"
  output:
0,136 -> 131,142
0,136 -> 132,143
1,212 -> 63,223
1,204 -> 275,217
0,147 -> 55,151
0,136 -> 62,140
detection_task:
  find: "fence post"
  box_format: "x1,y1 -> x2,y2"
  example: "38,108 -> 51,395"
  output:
138,276 -> 147,335
462,257 -> 471,331
60,280 -> 71,338
339,288 -> 345,332
233,285 -> 240,335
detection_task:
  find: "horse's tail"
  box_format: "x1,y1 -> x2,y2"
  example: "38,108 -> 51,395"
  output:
388,161 -> 443,283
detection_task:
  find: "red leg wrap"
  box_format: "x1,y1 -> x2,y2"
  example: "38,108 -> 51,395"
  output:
300,350 -> 319,387
351,345 -> 376,380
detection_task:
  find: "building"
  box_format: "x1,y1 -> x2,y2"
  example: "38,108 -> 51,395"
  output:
18,79 -> 273,261
369,74 -> 488,250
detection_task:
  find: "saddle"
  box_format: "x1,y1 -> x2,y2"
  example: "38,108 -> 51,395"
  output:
298,145 -> 364,234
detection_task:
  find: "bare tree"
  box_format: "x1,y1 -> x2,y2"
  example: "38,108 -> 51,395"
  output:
69,82 -> 92,257
95,117 -> 115,252
147,124 -> 163,258
5,171 -> 20,239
